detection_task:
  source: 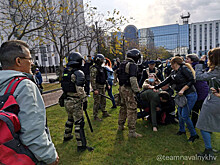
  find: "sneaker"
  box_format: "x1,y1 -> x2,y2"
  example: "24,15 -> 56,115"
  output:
176,131 -> 186,135
77,146 -> 94,152
94,117 -> 102,121
152,127 -> 158,132
102,112 -> 111,117
118,125 -> 125,131
128,132 -> 143,138
63,135 -> 73,142
197,148 -> 215,161
188,134 -> 199,142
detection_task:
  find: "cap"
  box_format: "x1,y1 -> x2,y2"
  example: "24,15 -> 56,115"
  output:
35,68 -> 39,71
148,60 -> 155,65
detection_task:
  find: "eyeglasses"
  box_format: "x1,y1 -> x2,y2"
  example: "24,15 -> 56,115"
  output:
19,57 -> 33,62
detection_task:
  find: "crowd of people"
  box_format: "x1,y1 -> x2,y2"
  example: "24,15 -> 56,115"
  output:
0,40 -> 220,164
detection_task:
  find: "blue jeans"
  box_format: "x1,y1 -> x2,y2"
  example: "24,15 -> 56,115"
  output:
178,92 -> 197,136
107,80 -> 116,107
201,130 -> 212,149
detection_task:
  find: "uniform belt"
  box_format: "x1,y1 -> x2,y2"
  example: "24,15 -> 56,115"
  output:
66,92 -> 80,98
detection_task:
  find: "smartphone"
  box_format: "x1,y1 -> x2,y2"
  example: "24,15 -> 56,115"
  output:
210,77 -> 220,93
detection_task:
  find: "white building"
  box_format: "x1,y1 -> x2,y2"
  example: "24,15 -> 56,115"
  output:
0,0 -> 95,69
189,20 -> 220,56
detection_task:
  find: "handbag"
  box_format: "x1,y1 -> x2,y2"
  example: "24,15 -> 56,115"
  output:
174,95 -> 187,107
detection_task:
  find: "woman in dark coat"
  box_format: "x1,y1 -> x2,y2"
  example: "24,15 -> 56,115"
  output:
195,48 -> 220,159
152,56 -> 199,142
185,54 -> 209,127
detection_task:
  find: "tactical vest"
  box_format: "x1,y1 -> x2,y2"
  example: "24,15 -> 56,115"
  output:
118,61 -> 130,86
93,65 -> 107,85
61,68 -> 77,93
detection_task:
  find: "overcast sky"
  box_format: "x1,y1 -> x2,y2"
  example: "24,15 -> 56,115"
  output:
87,0 -> 220,29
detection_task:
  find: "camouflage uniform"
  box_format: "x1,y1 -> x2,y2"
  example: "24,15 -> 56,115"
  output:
90,66 -> 109,119
118,58 -> 142,137
64,69 -> 87,148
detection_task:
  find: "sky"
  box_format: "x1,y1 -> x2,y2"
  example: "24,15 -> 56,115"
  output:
87,0 -> 220,30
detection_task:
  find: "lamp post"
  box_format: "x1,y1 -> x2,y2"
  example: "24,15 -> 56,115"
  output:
122,34 -> 125,60
95,21 -> 100,53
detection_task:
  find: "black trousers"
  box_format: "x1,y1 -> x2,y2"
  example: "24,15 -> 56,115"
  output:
191,100 -> 204,127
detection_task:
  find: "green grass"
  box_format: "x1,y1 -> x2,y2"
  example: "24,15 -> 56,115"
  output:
46,85 -> 220,165
42,83 -> 61,91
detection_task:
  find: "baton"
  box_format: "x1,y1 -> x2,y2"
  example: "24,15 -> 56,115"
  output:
92,90 -> 113,101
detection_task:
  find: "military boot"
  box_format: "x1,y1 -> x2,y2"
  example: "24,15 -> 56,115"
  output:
77,146 -> 94,152
63,135 -> 73,142
102,111 -> 111,117
94,116 -> 102,121
128,131 -> 143,138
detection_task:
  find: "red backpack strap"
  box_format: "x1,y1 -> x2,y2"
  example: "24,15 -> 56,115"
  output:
4,77 -> 29,95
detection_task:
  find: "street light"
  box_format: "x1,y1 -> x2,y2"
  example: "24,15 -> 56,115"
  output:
95,21 -> 100,53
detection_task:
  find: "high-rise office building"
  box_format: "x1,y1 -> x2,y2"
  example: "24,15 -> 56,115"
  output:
189,20 -> 220,56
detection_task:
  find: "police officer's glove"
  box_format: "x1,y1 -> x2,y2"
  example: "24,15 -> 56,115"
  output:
83,101 -> 88,111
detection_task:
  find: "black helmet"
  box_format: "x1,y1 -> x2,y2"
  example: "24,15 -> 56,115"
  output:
126,49 -> 142,64
67,52 -> 83,68
94,54 -> 105,66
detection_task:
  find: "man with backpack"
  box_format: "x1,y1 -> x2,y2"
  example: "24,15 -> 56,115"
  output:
0,40 -> 59,164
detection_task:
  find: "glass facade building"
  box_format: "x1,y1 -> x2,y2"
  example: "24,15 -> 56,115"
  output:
122,19 -> 220,56
139,24 -> 189,55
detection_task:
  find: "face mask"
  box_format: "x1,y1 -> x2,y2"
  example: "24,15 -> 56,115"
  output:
148,78 -> 155,83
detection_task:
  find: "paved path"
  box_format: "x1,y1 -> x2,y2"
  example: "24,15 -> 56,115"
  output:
42,89 -> 62,108
42,73 -> 58,83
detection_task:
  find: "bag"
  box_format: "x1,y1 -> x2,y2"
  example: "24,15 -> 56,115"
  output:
59,92 -> 67,107
174,95 -> 187,107
0,77 -> 37,165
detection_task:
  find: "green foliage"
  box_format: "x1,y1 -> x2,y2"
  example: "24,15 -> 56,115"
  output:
140,46 -> 173,60
46,85 -> 220,165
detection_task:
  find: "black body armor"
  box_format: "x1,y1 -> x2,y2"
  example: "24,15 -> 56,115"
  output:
61,68 -> 85,93
93,65 -> 107,85
118,61 -> 130,86
118,61 -> 138,86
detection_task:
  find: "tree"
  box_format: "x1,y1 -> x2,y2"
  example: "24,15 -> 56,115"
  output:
0,0 -> 54,42
41,0 -> 88,80
79,3 -> 130,59
139,45 -> 172,60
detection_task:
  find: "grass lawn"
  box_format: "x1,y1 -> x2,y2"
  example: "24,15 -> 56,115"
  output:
42,83 -> 61,91
46,85 -> 220,165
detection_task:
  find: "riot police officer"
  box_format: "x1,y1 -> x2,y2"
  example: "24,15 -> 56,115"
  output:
117,49 -> 143,138
61,52 -> 94,152
90,54 -> 111,121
